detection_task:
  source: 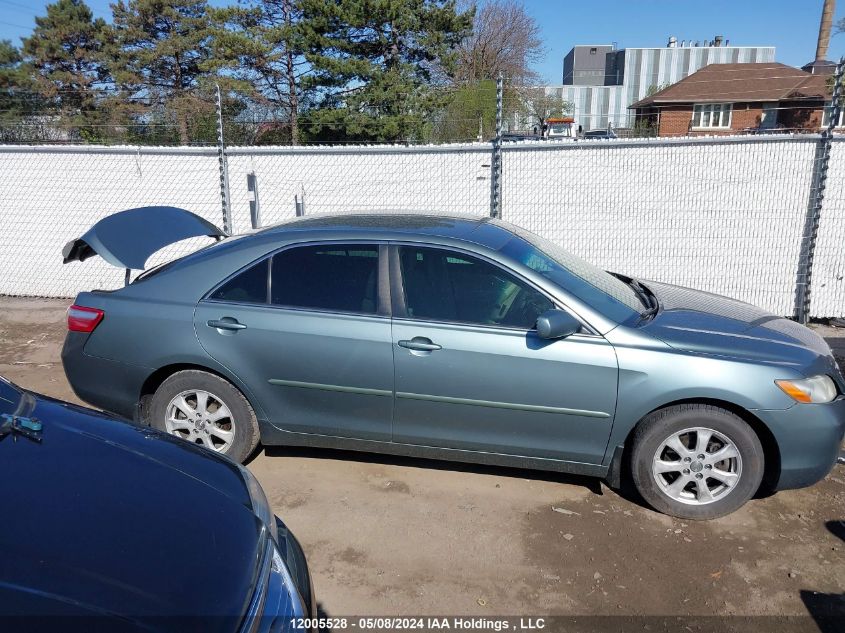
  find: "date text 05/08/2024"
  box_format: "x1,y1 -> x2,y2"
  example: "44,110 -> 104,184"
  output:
289,618 -> 547,631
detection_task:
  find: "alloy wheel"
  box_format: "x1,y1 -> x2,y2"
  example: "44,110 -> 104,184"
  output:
165,389 -> 235,453
651,427 -> 742,505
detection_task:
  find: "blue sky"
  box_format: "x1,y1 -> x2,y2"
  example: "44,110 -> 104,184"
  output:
0,0 -> 843,84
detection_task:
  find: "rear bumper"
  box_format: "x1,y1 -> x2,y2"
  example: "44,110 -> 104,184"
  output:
756,396 -> 845,490
61,332 -> 149,423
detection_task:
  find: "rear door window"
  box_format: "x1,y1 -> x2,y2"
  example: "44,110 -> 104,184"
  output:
398,246 -> 553,329
271,245 -> 380,314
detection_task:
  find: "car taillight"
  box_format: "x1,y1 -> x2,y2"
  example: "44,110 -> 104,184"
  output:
67,305 -> 104,333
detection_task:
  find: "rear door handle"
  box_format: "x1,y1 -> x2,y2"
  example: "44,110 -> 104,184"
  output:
207,318 -> 247,331
398,337 -> 442,352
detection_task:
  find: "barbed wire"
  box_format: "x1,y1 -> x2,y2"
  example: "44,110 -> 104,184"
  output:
0,76 -> 839,145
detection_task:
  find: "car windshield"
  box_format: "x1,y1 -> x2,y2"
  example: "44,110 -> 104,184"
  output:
498,225 -> 642,323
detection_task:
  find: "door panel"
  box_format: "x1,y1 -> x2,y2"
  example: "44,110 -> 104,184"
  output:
194,242 -> 393,441
196,304 -> 393,440
392,321 -> 617,463
390,244 -> 618,464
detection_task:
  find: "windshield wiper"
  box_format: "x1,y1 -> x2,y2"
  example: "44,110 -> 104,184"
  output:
0,413 -> 42,443
1,391 -> 41,444
628,278 -> 659,319
609,272 -> 659,319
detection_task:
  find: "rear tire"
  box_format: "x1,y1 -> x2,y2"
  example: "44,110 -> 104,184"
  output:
148,370 -> 259,463
630,404 -> 764,520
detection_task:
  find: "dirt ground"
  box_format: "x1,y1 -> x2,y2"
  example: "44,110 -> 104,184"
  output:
1,296 -> 844,623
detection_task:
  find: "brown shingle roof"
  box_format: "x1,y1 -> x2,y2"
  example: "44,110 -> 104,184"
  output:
630,63 -> 830,108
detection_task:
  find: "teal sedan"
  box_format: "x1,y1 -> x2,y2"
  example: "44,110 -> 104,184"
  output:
61,208 -> 845,519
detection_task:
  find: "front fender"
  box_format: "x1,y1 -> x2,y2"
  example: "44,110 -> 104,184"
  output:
603,340 -> 799,465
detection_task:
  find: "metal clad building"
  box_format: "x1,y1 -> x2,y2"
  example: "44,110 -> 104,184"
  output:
538,41 -> 776,131
563,45 -> 615,85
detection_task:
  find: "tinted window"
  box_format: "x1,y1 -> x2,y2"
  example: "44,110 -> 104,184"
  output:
271,245 -> 379,314
399,246 -> 553,328
211,258 -> 268,304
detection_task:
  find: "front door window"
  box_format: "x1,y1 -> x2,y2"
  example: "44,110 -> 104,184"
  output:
398,246 -> 553,329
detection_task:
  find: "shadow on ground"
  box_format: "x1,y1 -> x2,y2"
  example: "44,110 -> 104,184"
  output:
261,443 -> 605,496
800,520 -> 845,632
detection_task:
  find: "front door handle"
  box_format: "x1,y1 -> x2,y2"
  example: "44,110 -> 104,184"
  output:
207,318 -> 247,331
398,337 -> 442,352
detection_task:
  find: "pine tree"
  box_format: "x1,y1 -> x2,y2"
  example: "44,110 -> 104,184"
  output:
109,0 -> 215,144
212,0 -> 308,145
0,41 -> 41,141
296,0 -> 472,142
22,0 -> 108,138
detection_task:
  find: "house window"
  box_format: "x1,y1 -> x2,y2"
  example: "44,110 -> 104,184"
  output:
822,102 -> 845,127
692,103 -> 732,129
590,47 -> 597,54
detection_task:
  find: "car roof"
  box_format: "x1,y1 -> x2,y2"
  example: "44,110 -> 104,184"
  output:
254,211 -> 520,250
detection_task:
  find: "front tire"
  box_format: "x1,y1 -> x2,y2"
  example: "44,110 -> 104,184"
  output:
630,404 -> 764,520
148,370 -> 259,463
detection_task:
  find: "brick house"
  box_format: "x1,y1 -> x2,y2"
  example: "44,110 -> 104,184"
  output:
629,63 -> 832,136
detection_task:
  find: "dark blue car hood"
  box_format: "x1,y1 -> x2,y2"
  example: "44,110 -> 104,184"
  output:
0,390 -> 262,633
641,280 -> 837,373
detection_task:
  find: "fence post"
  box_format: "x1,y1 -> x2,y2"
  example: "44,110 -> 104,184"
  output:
247,172 -> 261,229
794,57 -> 844,323
490,73 -> 504,218
215,84 -> 233,235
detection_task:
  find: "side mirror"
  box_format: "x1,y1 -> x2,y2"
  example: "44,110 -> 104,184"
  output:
535,309 -> 581,340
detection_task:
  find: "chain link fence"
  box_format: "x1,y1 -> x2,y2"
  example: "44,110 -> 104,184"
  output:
503,136 -> 820,317
0,134 -> 843,319
225,144 -> 493,232
816,139 -> 845,317
0,146 -> 222,296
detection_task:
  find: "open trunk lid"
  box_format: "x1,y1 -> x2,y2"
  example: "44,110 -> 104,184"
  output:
62,206 -> 225,270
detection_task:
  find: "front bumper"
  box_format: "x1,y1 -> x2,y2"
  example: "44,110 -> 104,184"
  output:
755,396 -> 845,490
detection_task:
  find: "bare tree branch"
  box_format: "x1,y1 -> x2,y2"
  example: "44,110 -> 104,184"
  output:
455,0 -> 543,85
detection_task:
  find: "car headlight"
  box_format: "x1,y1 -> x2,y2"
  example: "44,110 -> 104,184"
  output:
239,464 -> 276,541
775,375 -> 838,403
265,540 -> 307,623
242,538 -> 307,633
237,467 -> 310,631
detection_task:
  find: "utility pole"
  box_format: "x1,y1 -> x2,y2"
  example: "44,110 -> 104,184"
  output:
816,0 -> 836,62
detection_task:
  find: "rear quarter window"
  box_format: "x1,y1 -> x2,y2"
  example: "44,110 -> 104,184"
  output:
210,259 -> 269,304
